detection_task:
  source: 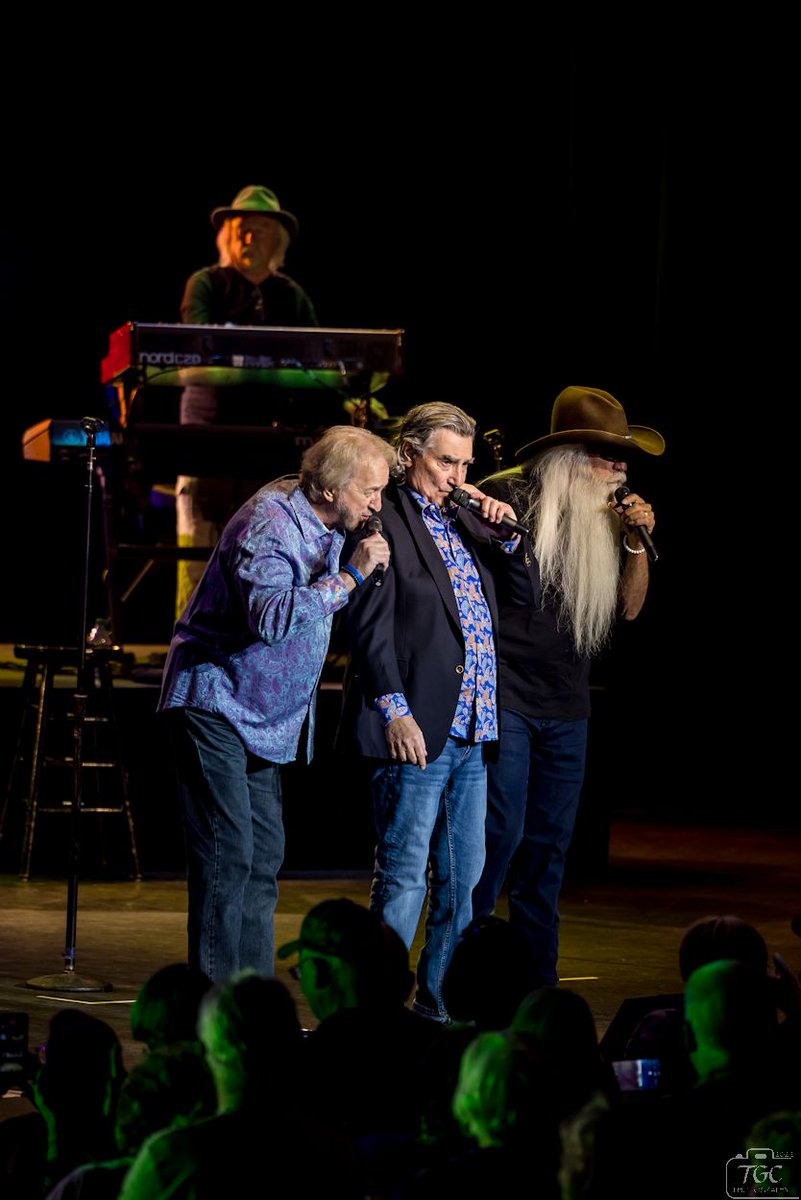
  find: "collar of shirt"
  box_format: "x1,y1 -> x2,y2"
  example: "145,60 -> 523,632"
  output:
287,483 -> 343,550
406,487 -> 458,524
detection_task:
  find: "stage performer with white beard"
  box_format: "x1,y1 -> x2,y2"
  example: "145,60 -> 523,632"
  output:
472,386 -> 665,986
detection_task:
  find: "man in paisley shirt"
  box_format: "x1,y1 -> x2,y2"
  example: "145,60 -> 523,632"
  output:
337,403 -> 524,1022
158,425 -> 394,982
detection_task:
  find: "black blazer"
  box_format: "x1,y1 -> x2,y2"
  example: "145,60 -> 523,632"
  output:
336,484 -> 509,763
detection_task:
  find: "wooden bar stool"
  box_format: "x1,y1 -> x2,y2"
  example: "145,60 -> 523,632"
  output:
0,644 -> 142,881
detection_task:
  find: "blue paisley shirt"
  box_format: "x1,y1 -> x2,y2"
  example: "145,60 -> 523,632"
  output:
158,481 -> 349,763
376,491 -> 512,743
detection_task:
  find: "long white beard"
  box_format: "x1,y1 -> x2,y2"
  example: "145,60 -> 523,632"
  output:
519,447 -> 624,657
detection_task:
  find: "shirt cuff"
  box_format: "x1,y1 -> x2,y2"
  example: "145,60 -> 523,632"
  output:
375,693 -> 411,723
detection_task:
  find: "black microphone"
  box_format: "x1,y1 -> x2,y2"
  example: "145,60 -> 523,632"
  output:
449,487 -> 529,535
614,485 -> 659,564
366,515 -> 385,586
80,416 -> 106,435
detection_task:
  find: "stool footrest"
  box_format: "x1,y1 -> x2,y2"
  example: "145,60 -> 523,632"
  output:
43,758 -> 121,769
37,806 -> 131,815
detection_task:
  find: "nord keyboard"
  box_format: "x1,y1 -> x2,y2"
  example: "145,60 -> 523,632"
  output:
101,322 -> 404,422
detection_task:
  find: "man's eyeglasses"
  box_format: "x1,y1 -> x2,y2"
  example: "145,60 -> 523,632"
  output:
287,951 -> 338,982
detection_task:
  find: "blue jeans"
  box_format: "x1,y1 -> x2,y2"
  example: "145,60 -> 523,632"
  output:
473,709 -> 588,986
370,738 -> 487,1021
166,707 -> 285,981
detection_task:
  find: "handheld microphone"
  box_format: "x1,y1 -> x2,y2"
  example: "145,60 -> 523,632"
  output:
614,485 -> 659,563
449,487 -> 529,536
366,515 -> 385,586
80,416 -> 106,435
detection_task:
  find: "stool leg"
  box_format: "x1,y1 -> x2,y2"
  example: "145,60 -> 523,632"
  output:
0,661 -> 39,846
121,773 -> 142,882
20,660 -> 53,881
98,662 -> 142,881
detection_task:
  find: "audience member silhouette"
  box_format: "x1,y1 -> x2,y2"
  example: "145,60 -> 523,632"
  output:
44,1042 -> 217,1200
278,898 -> 445,1195
668,958 -> 801,1194
740,1110 -> 801,1197
559,1089 -> 623,1200
678,914 -> 769,980
0,1010 -> 125,1199
0,1068 -> 46,1200
278,897 -> 416,1017
683,958 -> 779,1087
620,913 -> 772,1095
412,915 -> 542,1175
118,970 -> 361,1199
511,986 -> 616,1122
562,958 -> 801,1200
129,962 -> 213,1053
441,915 -> 542,1031
394,1030 -> 561,1198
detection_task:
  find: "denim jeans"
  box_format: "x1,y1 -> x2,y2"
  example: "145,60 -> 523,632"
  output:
166,707 -> 285,981
473,708 -> 588,986
370,738 -> 488,1021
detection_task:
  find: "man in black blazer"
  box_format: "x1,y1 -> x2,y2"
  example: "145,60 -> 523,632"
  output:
337,402 -> 524,1022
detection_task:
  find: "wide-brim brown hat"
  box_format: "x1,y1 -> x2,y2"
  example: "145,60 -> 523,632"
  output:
210,184 -> 299,238
515,386 -> 665,461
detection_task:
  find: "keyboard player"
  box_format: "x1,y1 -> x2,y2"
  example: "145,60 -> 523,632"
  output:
176,184 -> 318,617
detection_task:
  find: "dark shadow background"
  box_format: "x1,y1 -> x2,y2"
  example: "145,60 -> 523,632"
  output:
0,39 -> 780,851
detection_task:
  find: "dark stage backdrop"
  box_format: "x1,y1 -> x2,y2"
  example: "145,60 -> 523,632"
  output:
0,49 -> 772,825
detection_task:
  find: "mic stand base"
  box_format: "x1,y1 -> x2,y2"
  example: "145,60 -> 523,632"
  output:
24,970 -> 113,993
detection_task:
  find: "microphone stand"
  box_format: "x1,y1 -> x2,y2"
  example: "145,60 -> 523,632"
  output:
25,418 -> 112,992
482,428 -> 505,472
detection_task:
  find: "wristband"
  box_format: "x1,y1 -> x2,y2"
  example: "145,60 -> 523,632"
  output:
342,562 -> 365,586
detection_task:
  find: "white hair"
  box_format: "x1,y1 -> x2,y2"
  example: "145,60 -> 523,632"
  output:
519,445 -> 624,657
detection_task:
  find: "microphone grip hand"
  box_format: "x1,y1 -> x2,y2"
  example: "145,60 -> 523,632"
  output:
353,516 -> 390,585
449,487 -> 529,536
614,485 -> 659,564
347,531 -> 390,585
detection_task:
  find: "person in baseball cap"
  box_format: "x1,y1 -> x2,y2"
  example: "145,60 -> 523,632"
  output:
277,899 -> 386,968
278,898 -> 414,1019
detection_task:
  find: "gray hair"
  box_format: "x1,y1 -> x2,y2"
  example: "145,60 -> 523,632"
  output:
393,402 -> 476,481
300,425 -> 396,503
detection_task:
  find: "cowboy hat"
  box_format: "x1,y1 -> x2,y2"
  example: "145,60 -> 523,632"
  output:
514,386 -> 665,460
210,185 -> 299,238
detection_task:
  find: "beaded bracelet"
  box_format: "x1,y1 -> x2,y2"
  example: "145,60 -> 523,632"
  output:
341,562 -> 365,586
623,535 -> 647,555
